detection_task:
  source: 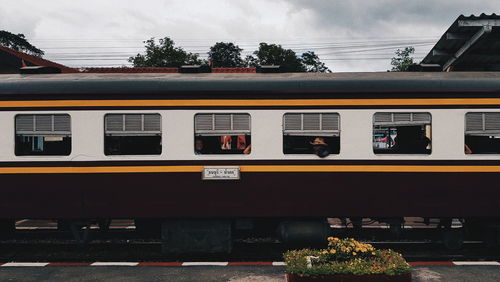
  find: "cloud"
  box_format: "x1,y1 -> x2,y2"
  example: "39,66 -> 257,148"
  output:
1,0 -> 498,71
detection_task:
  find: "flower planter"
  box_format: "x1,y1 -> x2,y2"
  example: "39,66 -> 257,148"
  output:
283,238 -> 412,282
286,272 -> 412,282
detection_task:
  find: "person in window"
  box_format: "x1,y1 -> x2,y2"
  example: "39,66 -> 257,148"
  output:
195,139 -> 204,155
310,137 -> 330,158
243,144 -> 251,155
393,126 -> 430,154
465,144 -> 473,154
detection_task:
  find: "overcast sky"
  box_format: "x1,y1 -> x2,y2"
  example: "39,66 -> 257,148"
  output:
1,0 -> 498,72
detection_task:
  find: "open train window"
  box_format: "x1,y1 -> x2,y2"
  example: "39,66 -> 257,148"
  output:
465,112 -> 500,154
283,113 -> 340,157
373,112 -> 431,155
194,113 -> 251,155
15,114 -> 71,156
104,114 -> 161,155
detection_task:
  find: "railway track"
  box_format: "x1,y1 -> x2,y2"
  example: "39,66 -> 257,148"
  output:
1,236 -> 499,263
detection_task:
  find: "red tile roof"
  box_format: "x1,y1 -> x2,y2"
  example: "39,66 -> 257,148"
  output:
0,46 -> 257,74
0,46 -> 78,73
212,67 -> 256,73
82,67 -> 257,73
81,67 -> 178,73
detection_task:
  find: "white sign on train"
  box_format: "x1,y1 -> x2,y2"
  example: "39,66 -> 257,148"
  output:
202,167 -> 240,180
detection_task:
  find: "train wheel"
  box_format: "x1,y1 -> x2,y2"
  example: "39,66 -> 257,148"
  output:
483,228 -> 500,248
134,219 -> 161,238
98,219 -> 111,232
442,228 -> 464,250
0,220 -> 15,239
69,221 -> 94,244
161,219 -> 232,253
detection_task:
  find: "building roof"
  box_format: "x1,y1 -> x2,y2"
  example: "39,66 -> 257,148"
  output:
81,67 -> 257,73
421,13 -> 500,71
0,46 -> 78,73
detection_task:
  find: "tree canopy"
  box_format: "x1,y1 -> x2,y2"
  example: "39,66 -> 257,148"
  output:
130,37 -> 331,72
390,46 -> 415,72
246,43 -> 331,72
301,51 -> 330,73
0,30 -> 44,56
248,43 -> 305,72
128,37 -> 204,67
207,42 -> 245,68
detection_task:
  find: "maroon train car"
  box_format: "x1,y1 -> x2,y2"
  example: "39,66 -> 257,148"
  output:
1,72 -> 500,251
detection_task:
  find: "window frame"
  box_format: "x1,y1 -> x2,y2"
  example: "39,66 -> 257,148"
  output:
103,113 -> 163,156
372,112 -> 433,156
193,113 -> 252,155
282,112 -> 341,156
14,113 -> 72,157
464,111 -> 500,155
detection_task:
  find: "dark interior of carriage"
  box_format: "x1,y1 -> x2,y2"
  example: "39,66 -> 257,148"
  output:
373,126 -> 431,155
283,136 -> 340,155
465,135 -> 500,154
104,136 -> 161,155
15,135 -> 72,156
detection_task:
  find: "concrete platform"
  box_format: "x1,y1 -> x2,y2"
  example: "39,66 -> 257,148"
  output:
0,265 -> 499,282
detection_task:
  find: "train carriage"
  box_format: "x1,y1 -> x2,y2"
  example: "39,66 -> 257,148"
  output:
0,71 -> 500,251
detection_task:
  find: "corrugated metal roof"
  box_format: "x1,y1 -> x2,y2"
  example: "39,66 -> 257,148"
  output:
421,13 -> 500,71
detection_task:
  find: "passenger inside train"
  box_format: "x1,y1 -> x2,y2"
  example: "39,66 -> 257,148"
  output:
282,113 -> 340,156
194,135 -> 251,155
373,112 -> 432,155
194,113 -> 252,155
283,136 -> 340,156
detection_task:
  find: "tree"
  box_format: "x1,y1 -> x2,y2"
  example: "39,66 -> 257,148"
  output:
207,42 -> 245,67
128,37 -> 204,67
248,43 -> 305,72
301,51 -> 331,73
390,46 -> 415,72
246,43 -> 331,72
0,30 -> 44,56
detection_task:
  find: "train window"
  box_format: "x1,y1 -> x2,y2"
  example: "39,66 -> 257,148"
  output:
104,114 -> 162,155
15,114 -> 71,156
283,113 -> 340,157
194,113 -> 251,155
373,112 -> 432,155
465,112 -> 500,154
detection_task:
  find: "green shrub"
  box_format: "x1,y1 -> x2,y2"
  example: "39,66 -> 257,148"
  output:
284,237 -> 412,277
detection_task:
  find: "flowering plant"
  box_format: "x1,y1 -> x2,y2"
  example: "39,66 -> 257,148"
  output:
284,237 -> 411,277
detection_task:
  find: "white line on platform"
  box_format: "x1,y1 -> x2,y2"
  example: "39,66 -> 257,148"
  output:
453,261 -> 500,266
182,262 -> 228,266
2,262 -> 49,267
272,262 -> 286,266
91,262 -> 139,266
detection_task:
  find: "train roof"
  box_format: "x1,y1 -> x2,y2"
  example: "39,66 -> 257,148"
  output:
1,72 -> 500,94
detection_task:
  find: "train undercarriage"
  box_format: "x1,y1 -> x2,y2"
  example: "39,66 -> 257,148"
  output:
1,217 -> 500,253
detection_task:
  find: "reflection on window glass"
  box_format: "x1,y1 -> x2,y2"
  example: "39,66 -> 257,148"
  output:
194,113 -> 251,155
465,112 -> 500,154
15,114 -> 72,156
104,114 -> 161,155
373,112 -> 431,155
283,113 -> 340,158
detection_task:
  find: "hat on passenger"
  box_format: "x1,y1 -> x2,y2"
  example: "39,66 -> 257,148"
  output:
310,137 -> 328,146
